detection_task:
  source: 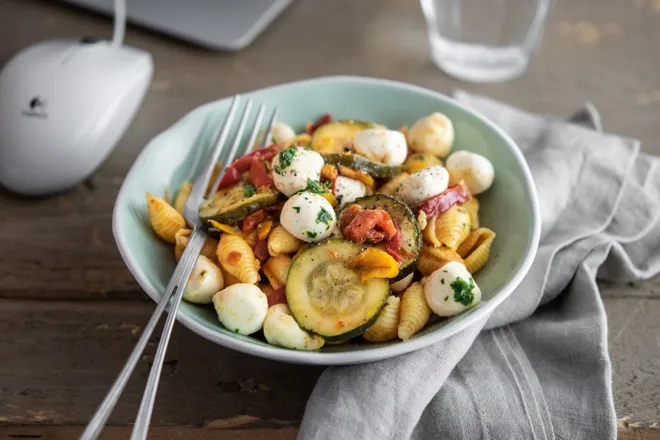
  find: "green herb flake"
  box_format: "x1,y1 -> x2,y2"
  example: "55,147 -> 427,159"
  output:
293,207 -> 301,213
234,328 -> 240,333
306,231 -> 318,239
294,178 -> 329,196
274,146 -> 297,174
440,279 -> 445,284
323,180 -> 332,188
316,207 -> 333,225
450,277 -> 476,306
444,296 -> 449,301
243,182 -> 256,198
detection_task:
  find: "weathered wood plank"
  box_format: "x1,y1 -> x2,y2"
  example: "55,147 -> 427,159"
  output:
0,298 -> 658,429
0,300 -> 322,426
0,425 -> 658,440
0,426 -> 298,440
1,0 -> 660,301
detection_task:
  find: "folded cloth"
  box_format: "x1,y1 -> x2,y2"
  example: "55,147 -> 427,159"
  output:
298,92 -> 660,440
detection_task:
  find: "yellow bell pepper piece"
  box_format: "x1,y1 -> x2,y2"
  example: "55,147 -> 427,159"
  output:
345,248 -> 399,283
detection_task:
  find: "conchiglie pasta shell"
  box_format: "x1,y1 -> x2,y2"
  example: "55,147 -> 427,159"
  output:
423,205 -> 471,250
268,224 -> 304,256
363,296 -> 401,343
293,243 -> 311,261
262,255 -> 293,290
173,182 -> 193,213
377,173 -> 410,196
417,245 -> 463,276
458,228 -> 496,274
217,233 -> 261,284
221,265 -> 241,287
398,282 -> 431,340
461,197 -> 480,229
241,230 -> 258,249
146,193 -> 186,244
174,229 -> 218,263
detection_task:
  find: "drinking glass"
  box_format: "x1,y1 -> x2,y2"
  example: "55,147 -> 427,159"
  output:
419,0 -> 550,83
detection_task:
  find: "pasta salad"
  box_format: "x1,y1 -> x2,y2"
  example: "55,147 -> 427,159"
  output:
145,112 -> 496,350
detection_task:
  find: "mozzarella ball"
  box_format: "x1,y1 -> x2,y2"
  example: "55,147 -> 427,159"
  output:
183,255 -> 224,304
394,165 -> 449,206
353,128 -> 408,166
445,151 -> 495,195
280,192 -> 336,243
272,146 -> 324,197
424,261 -> 482,317
334,176 -> 367,209
212,284 -> 268,335
271,122 -> 296,144
390,273 -> 414,293
263,304 -> 325,350
407,112 -> 455,157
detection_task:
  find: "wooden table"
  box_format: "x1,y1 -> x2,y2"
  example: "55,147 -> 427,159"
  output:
1,0 -> 659,438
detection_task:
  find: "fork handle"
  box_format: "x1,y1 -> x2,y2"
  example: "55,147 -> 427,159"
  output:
80,226 -> 207,440
131,226 -> 209,440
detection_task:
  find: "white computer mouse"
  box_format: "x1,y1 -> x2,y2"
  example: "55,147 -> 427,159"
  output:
0,38 -> 153,196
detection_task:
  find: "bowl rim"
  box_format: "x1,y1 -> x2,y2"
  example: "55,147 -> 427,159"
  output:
112,75 -> 541,365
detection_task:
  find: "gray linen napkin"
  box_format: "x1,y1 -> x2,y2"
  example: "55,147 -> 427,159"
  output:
298,92 -> 660,440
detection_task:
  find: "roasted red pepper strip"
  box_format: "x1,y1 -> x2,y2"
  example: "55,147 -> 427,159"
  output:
306,113 -> 333,135
217,167 -> 241,190
241,210 -> 266,233
249,156 -> 272,187
413,183 -> 470,217
253,239 -> 269,263
264,201 -> 285,213
267,286 -> 287,307
217,144 -> 282,190
384,221 -> 403,263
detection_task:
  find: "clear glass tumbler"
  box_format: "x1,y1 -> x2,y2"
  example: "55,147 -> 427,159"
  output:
420,0 -> 550,83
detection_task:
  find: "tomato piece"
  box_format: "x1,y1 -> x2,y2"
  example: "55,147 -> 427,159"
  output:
340,205 -> 397,244
384,221 -> 403,262
253,239 -> 269,263
241,210 -> 266,233
248,156 -> 272,187
413,183 -> 470,217
267,286 -> 287,307
306,113 -> 333,135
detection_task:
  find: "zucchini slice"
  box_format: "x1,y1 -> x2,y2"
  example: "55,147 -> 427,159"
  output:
322,153 -> 401,179
348,194 -> 421,282
286,239 -> 390,341
199,181 -> 280,224
310,120 -> 382,154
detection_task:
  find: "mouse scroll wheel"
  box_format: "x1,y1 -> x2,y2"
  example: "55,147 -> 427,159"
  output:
79,36 -> 103,44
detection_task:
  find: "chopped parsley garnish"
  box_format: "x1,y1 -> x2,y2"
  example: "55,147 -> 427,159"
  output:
450,277 -> 476,306
323,180 -> 332,188
295,178 -> 330,196
234,328 -> 240,333
293,207 -> 301,213
316,207 -> 333,225
274,147 -> 297,174
243,182 -> 256,198
444,296 -> 449,301
306,231 -> 317,239
440,278 -> 445,284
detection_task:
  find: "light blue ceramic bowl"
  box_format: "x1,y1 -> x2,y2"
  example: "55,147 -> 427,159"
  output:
113,76 -> 540,365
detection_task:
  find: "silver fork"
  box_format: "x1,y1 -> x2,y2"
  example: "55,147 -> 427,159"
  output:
81,95 -> 278,440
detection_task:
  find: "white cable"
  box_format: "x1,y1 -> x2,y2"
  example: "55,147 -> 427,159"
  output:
111,0 -> 126,47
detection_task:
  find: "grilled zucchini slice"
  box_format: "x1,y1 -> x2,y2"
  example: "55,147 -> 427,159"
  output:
198,181 -> 280,225
348,194 -> 421,282
322,153 -> 401,179
286,239 -> 390,341
310,120 -> 382,154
